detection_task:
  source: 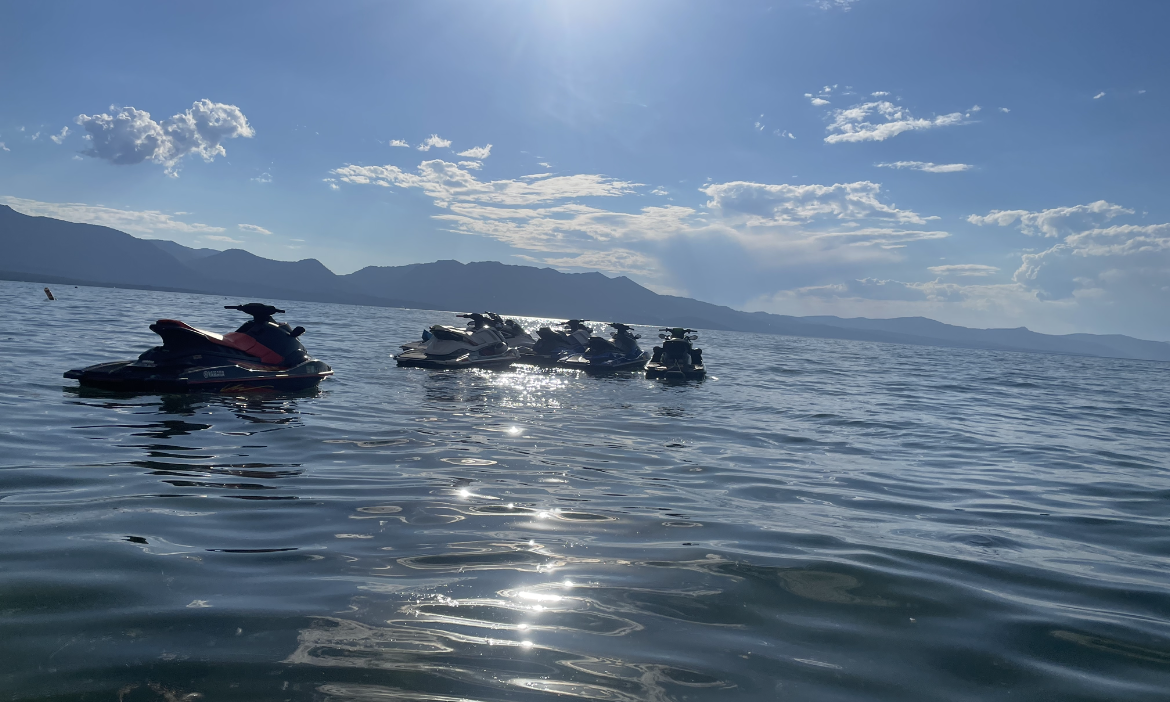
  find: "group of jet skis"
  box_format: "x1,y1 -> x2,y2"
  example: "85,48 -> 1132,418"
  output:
395,311 -> 705,378
65,304 -> 706,394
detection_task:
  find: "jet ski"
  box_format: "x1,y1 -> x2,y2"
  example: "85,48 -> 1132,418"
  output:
646,328 -> 706,380
485,312 -> 536,351
522,319 -> 592,365
559,322 -> 649,373
64,303 -> 334,393
399,312 -> 535,354
395,313 -> 520,369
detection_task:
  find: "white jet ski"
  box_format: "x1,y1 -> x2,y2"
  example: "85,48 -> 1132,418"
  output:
395,313 -> 520,369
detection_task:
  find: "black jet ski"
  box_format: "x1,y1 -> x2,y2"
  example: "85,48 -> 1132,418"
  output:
646,327 -> 705,380
64,303 -> 333,393
485,312 -> 536,352
521,319 -> 592,365
395,313 -> 520,369
559,322 -> 649,373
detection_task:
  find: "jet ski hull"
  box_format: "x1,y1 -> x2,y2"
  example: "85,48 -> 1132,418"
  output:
645,362 -> 706,380
395,349 -> 520,369
558,352 -> 649,374
514,350 -> 574,367
64,359 -> 334,393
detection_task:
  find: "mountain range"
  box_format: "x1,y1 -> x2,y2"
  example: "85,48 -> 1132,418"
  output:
2,203 -> 1168,362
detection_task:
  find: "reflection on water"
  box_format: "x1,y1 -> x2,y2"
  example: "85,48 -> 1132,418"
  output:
1,281 -> 1170,700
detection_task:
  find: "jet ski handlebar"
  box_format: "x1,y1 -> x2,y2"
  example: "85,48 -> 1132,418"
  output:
225,303 -> 285,320
456,313 -> 489,328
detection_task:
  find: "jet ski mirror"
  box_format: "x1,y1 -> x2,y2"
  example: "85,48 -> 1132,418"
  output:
658,333 -> 667,339
291,326 -> 306,338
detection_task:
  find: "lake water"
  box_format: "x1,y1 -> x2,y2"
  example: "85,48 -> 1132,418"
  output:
1,279 -> 1169,701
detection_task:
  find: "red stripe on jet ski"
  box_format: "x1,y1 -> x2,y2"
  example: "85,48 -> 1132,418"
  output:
154,319 -> 283,364
222,332 -> 284,365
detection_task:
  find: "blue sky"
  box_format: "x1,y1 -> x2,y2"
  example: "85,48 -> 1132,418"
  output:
2,0 -> 1168,338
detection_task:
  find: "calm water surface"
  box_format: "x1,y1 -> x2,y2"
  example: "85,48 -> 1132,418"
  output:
1,280 -> 1169,701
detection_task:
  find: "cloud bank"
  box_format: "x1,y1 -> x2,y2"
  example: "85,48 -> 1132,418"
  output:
331,157 -> 949,275
0,195 -> 224,235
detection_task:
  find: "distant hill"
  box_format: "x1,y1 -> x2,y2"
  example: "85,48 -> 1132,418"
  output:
148,239 -> 218,263
2,204 -> 1168,362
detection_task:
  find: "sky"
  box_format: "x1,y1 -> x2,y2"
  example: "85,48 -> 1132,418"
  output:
2,0 -> 1168,339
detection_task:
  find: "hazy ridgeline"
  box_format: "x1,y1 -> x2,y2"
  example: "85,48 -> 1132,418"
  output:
4,204 -> 1169,363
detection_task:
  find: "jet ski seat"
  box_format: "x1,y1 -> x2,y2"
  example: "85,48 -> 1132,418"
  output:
152,319 -> 285,365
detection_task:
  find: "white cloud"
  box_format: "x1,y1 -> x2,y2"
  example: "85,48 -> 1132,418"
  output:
31,131 -> 41,141
810,97 -> 830,106
332,156 -> 948,279
49,126 -> 70,144
436,200 -> 700,256
651,187 -> 669,196
522,249 -> 659,275
416,134 -> 451,151
751,277 -> 1068,332
774,129 -> 796,139
969,105 -> 982,112
74,99 -> 254,176
999,107 -> 1011,113
0,142 -> 7,152
204,234 -> 243,244
1093,92 -> 1106,100
238,223 -> 272,235
457,144 -> 492,159
1014,221 -> 1170,295
969,199 -> 1170,311
876,161 -> 973,173
928,264 -> 999,276
389,139 -> 410,147
0,196 -> 225,234
539,162 -> 552,168
701,180 -> 931,225
332,159 -> 639,206
754,121 -> 765,131
816,0 -> 862,10
968,200 -> 1131,238
458,161 -> 482,170
871,91 -> 889,97
252,172 -> 272,183
823,100 -> 966,143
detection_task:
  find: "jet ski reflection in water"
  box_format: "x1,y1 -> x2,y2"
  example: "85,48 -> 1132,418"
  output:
524,319 -> 592,365
64,303 -> 333,393
646,328 -> 706,380
559,322 -> 649,373
395,313 -> 520,369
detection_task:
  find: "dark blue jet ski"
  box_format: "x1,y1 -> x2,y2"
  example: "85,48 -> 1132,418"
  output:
521,319 -> 592,365
558,322 -> 649,373
646,327 -> 706,380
